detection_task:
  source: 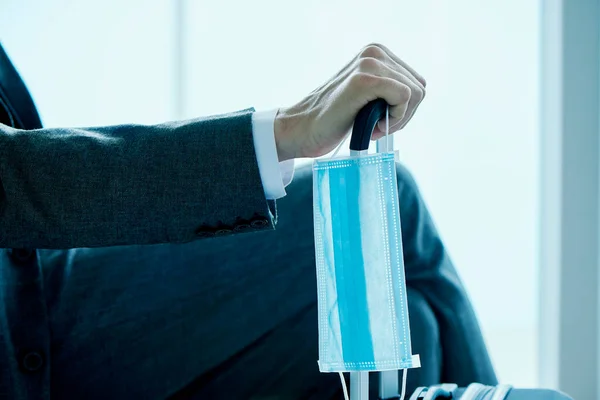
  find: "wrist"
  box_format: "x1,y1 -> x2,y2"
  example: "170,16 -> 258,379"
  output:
274,108 -> 298,162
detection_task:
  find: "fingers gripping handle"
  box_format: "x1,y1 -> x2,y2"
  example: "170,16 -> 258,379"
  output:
350,99 -> 389,151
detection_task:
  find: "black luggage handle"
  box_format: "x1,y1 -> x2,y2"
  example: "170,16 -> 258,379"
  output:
350,99 -> 389,151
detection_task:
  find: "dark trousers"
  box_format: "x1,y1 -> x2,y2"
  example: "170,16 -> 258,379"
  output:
33,164 -> 496,399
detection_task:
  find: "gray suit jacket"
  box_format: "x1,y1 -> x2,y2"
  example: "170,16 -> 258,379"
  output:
0,46 -> 275,250
0,43 -> 282,400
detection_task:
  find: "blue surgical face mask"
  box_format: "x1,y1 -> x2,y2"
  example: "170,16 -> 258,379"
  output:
312,100 -> 420,376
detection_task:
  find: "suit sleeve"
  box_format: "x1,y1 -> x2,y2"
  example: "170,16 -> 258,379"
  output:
0,108 -> 276,249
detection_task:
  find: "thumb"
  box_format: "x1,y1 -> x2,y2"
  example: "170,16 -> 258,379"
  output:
376,117 -> 401,133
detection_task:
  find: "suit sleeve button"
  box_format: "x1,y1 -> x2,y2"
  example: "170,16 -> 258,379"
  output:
233,223 -> 251,232
195,227 -> 214,238
250,217 -> 269,228
214,228 -> 232,236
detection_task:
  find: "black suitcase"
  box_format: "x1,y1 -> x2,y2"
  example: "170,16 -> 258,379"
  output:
407,383 -> 573,400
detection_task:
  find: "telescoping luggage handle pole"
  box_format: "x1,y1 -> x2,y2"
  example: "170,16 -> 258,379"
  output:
347,99 -> 404,400
375,102 -> 400,400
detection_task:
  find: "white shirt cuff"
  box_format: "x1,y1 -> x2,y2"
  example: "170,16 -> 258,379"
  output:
252,109 -> 295,200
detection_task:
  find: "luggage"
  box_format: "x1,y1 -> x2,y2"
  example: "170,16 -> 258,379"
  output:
407,383 -> 573,400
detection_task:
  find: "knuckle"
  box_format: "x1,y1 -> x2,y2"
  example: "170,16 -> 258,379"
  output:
412,85 -> 424,101
357,57 -> 381,73
398,84 -> 412,101
360,44 -> 385,60
349,72 -> 378,88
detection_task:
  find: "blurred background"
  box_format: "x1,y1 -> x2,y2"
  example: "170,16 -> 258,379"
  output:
1,0 -> 598,398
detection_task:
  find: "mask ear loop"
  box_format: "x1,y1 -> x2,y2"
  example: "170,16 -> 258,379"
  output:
385,105 -> 390,151
339,372 -> 350,400
400,368 -> 408,400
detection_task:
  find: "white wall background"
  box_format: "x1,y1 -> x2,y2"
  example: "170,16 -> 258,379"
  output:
0,0 -> 175,126
1,0 -> 541,388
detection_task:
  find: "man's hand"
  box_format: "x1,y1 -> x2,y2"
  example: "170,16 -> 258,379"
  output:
274,44 -> 426,161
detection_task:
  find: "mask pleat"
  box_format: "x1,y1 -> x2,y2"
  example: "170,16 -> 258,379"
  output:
329,163 -> 375,368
